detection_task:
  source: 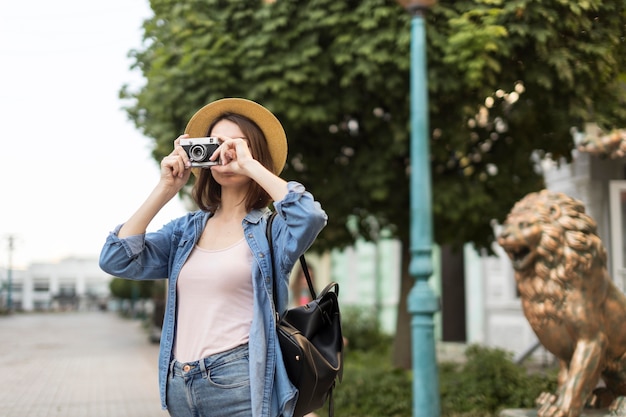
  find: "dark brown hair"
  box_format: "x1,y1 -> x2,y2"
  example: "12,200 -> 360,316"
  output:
191,113 -> 275,213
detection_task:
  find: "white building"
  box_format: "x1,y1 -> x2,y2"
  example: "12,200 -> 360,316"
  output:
0,257 -> 110,312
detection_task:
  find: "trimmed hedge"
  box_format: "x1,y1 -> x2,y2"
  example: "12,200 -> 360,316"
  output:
439,345 -> 558,416
330,308 -> 558,417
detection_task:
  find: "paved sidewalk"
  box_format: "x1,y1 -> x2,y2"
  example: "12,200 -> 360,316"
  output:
0,312 -> 166,417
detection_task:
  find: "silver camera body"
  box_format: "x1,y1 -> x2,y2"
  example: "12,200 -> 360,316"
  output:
180,137 -> 220,167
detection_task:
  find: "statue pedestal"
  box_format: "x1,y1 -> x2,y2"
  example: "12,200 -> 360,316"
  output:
500,409 -> 611,417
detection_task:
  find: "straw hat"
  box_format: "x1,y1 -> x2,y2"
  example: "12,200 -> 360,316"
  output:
184,98 -> 287,175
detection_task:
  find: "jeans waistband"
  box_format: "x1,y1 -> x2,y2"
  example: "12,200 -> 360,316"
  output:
170,344 -> 249,378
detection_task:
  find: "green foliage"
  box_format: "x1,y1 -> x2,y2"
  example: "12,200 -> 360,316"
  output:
334,349 -> 413,417
332,343 -> 557,417
333,307 -> 409,415
123,0 -> 626,253
427,0 -> 626,252
439,345 -> 558,415
341,306 -> 393,353
109,277 -> 155,300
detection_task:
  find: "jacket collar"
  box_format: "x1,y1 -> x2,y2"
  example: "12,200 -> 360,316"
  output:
245,207 -> 271,224
194,207 -> 270,224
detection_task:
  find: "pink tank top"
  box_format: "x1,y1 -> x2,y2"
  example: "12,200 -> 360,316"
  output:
173,238 -> 254,362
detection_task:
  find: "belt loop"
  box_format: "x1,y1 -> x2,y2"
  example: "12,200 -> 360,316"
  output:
200,357 -> 209,379
169,359 -> 176,378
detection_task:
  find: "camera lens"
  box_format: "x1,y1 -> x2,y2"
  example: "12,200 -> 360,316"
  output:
189,145 -> 207,161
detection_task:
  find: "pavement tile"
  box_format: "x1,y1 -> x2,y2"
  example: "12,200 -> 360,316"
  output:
0,312 -> 165,417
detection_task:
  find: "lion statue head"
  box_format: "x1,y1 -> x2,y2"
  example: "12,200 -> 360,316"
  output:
498,189 -> 607,288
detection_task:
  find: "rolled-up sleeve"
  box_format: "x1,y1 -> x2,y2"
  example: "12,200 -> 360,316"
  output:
99,218 -> 184,280
272,181 -> 327,273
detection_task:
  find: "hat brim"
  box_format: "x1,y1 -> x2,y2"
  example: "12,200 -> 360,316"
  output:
184,98 -> 287,175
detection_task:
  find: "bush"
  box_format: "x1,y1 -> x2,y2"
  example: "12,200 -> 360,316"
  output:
330,325 -> 557,417
340,306 -> 393,353
332,306 -> 410,416
333,349 -> 412,417
439,345 -> 558,416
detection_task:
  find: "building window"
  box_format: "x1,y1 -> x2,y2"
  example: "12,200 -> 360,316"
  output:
33,280 -> 49,292
59,283 -> 76,297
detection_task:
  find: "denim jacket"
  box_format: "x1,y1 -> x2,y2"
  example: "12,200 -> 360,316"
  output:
99,181 -> 327,417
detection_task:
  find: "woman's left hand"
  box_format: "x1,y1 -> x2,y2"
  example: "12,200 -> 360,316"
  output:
209,136 -> 256,175
210,134 -> 288,202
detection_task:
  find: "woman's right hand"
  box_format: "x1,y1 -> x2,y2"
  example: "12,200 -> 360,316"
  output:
159,134 -> 192,191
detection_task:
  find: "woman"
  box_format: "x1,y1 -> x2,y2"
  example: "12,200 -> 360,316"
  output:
99,98 -> 327,417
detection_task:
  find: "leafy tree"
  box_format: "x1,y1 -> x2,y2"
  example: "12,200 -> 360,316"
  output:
109,277 -> 154,300
122,0 -> 626,366
124,0 -> 626,249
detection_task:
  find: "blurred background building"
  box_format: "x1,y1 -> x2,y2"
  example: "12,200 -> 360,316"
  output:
0,257 -> 109,312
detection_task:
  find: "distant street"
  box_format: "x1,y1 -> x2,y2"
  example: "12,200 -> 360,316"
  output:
0,312 -> 164,417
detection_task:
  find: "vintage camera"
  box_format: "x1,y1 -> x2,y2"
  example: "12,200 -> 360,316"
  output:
180,137 -> 220,167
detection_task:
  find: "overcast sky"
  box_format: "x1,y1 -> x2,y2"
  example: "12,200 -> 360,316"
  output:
0,0 -> 188,268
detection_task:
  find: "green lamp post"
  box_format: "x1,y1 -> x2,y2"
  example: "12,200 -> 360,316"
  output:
396,1 -> 440,416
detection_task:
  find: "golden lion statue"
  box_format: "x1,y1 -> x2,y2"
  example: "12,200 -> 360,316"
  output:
497,189 -> 626,417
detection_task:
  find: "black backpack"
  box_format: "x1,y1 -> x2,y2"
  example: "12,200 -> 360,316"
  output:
266,213 -> 344,417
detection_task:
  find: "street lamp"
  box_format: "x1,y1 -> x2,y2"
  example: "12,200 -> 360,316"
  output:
395,1 -> 440,417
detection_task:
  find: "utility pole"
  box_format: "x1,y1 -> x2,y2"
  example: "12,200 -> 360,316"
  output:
5,235 -> 15,312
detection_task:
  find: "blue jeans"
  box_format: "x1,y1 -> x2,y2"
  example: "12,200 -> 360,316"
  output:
166,344 -> 252,417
